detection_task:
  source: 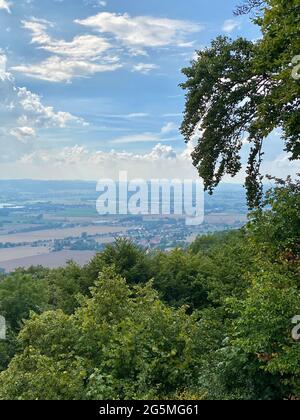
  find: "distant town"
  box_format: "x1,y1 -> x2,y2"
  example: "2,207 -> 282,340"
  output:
0,180 -> 248,273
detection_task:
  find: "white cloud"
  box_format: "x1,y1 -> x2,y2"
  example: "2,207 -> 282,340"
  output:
219,153 -> 300,185
16,87 -> 86,128
13,13 -> 201,82
22,19 -> 111,59
261,154 -> 300,179
111,133 -> 163,145
0,63 -> 87,144
0,142 -> 198,180
10,126 -> 36,141
0,0 -> 11,13
222,19 -> 241,33
132,63 -> 159,75
75,12 -> 202,49
0,53 -> 9,80
97,112 -> 150,119
126,113 -> 149,119
44,35 -> 111,59
22,18 -> 54,45
147,143 -> 177,160
12,18 -> 122,82
86,0 -> 107,7
1,130 -> 297,183
161,122 -> 178,134
110,122 -> 179,145
12,56 -> 122,83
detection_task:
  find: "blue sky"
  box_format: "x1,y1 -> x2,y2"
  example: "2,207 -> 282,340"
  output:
0,0 -> 297,181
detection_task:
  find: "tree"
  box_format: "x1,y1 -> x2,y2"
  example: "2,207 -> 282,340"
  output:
46,262 -> 83,314
181,0 -> 300,207
247,177 -> 300,263
0,272 -> 49,331
83,238 -> 154,286
152,249 -> 209,310
0,329 -> 19,372
234,0 -> 266,15
0,310 -> 86,400
254,0 -> 300,161
151,231 -> 253,310
0,268 -> 202,400
227,267 -> 300,398
216,179 -> 300,399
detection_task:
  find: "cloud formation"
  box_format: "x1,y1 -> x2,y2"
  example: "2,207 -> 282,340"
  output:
12,13 -> 201,82
0,53 -> 86,141
75,12 -> 201,49
1,140 -> 297,184
0,143 -> 198,180
16,87 -> 86,128
110,122 -> 179,144
12,56 -> 121,83
222,19 -> 241,33
11,18 -> 122,82
22,18 -> 111,59
0,53 -> 9,80
132,63 -> 159,75
0,0 -> 11,13
9,126 -> 36,141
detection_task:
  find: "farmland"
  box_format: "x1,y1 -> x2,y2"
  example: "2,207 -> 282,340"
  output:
0,250 -> 96,272
0,225 -> 127,244
0,180 -> 248,272
0,246 -> 50,263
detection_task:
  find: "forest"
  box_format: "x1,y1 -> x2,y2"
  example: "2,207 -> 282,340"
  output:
0,178 -> 299,400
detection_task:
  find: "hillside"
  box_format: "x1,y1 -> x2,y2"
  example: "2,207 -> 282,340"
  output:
0,179 -> 299,400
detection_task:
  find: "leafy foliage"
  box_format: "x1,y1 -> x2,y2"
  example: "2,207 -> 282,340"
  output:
181,0 -> 300,207
0,269 -> 202,400
234,0 -> 266,16
0,177 -> 299,400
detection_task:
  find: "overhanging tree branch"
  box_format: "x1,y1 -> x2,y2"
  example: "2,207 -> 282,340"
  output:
234,0 -> 266,16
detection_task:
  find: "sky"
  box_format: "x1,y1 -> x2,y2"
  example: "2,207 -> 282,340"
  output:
0,0 -> 298,182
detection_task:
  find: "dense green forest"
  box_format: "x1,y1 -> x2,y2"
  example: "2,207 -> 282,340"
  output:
0,179 -> 299,400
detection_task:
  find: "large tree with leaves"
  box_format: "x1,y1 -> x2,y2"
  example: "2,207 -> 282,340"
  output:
0,268 -> 204,400
181,0 -> 300,207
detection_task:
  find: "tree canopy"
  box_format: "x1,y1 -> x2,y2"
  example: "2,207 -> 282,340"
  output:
0,178 -> 299,400
181,0 -> 300,207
